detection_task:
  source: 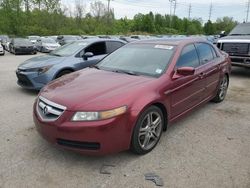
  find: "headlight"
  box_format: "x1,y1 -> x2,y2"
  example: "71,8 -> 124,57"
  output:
25,65 -> 53,74
72,106 -> 127,121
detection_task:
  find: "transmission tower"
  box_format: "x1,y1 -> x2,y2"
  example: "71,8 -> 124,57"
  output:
246,0 -> 250,22
188,3 -> 192,20
208,2 -> 213,21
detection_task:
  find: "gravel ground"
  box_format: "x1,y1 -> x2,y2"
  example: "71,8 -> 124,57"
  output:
0,52 -> 250,188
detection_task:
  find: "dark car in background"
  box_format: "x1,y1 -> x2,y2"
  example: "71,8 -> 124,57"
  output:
217,22 -> 250,68
16,39 -> 126,90
33,38 -> 231,155
9,38 -> 37,55
57,35 -> 81,46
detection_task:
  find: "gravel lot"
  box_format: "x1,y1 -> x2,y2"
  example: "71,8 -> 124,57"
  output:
0,51 -> 250,188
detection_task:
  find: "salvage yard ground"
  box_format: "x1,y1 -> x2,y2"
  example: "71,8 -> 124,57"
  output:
0,52 -> 250,188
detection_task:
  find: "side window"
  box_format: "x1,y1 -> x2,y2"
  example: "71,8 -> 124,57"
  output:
195,43 -> 214,64
85,42 -> 106,56
106,41 -> 124,54
176,44 -> 200,68
210,46 -> 218,58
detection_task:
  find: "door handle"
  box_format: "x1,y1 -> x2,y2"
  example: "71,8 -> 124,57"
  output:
199,72 -> 205,79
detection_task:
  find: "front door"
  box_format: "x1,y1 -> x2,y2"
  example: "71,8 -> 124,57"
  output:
169,44 -> 205,119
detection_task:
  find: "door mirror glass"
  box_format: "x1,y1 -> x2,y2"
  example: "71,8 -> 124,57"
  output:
176,67 -> 195,76
83,52 -> 94,60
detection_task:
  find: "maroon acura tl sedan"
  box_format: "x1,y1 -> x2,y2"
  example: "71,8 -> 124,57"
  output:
33,38 -> 231,155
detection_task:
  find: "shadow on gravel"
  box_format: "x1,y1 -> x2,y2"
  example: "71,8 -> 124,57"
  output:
231,67 -> 250,78
16,87 -> 39,96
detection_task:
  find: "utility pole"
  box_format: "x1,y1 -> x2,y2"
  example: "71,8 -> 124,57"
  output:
246,0 -> 250,22
107,0 -> 112,23
208,2 -> 213,21
169,0 -> 176,28
173,0 -> 177,16
188,3 -> 191,20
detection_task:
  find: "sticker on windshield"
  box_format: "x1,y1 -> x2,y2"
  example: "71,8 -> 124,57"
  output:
155,69 -> 163,74
154,45 -> 174,50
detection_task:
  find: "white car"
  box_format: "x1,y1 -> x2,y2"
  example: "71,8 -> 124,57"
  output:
0,44 -> 5,55
36,37 -> 61,53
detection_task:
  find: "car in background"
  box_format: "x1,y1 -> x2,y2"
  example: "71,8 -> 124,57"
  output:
130,35 -> 151,40
57,35 -> 81,46
33,38 -> 231,155
0,44 -> 5,55
36,37 -> 61,53
9,38 -> 37,55
28,36 -> 41,44
16,39 -> 126,90
217,22 -> 250,68
120,36 -> 139,43
0,35 -> 10,50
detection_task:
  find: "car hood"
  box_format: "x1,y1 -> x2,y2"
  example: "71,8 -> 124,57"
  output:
18,55 -> 66,69
40,68 -> 155,111
218,35 -> 250,43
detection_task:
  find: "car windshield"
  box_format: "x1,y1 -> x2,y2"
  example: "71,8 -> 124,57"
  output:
229,23 -> 250,35
41,38 -> 56,43
15,39 -> 32,45
29,36 -> 40,40
50,41 -> 88,57
98,43 -> 175,77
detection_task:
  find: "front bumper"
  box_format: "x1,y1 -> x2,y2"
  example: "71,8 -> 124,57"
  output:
230,56 -> 250,67
16,70 -> 53,90
15,48 -> 35,54
33,102 -> 133,155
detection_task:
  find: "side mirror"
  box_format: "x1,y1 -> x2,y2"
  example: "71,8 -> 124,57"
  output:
83,52 -> 94,60
173,67 -> 195,79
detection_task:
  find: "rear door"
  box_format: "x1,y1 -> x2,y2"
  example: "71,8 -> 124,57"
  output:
195,43 -> 221,99
170,44 -> 205,118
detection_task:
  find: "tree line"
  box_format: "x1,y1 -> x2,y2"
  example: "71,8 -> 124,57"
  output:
0,0 -> 238,36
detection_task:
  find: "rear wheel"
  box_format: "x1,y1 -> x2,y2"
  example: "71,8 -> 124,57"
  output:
131,106 -> 163,155
212,75 -> 229,103
55,70 -> 73,79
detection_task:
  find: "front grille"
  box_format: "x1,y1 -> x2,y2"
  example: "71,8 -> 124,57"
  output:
57,139 -> 100,150
222,43 -> 249,55
36,96 -> 66,122
16,72 -> 33,87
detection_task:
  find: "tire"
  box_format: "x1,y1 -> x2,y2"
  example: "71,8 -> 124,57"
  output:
131,105 -> 164,155
55,70 -> 73,79
212,74 -> 229,103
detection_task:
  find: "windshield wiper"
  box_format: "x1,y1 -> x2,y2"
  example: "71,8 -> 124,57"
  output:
50,53 -> 62,57
230,34 -> 250,36
90,65 -> 100,69
112,69 -> 139,76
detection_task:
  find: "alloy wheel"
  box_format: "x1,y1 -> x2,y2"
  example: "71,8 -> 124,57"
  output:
138,111 -> 163,151
219,76 -> 228,100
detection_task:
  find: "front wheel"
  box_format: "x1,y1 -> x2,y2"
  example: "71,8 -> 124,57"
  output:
55,70 -> 73,79
131,106 -> 163,155
212,75 -> 229,103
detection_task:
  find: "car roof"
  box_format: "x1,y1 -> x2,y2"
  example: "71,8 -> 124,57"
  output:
131,37 -> 208,46
77,38 -> 127,43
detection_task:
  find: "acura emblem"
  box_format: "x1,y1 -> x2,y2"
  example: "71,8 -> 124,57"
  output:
43,106 -> 49,115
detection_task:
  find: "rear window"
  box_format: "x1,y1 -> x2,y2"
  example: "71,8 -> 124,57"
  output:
195,43 -> 214,64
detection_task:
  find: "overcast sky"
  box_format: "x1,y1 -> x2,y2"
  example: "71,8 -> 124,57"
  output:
62,0 -> 247,23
